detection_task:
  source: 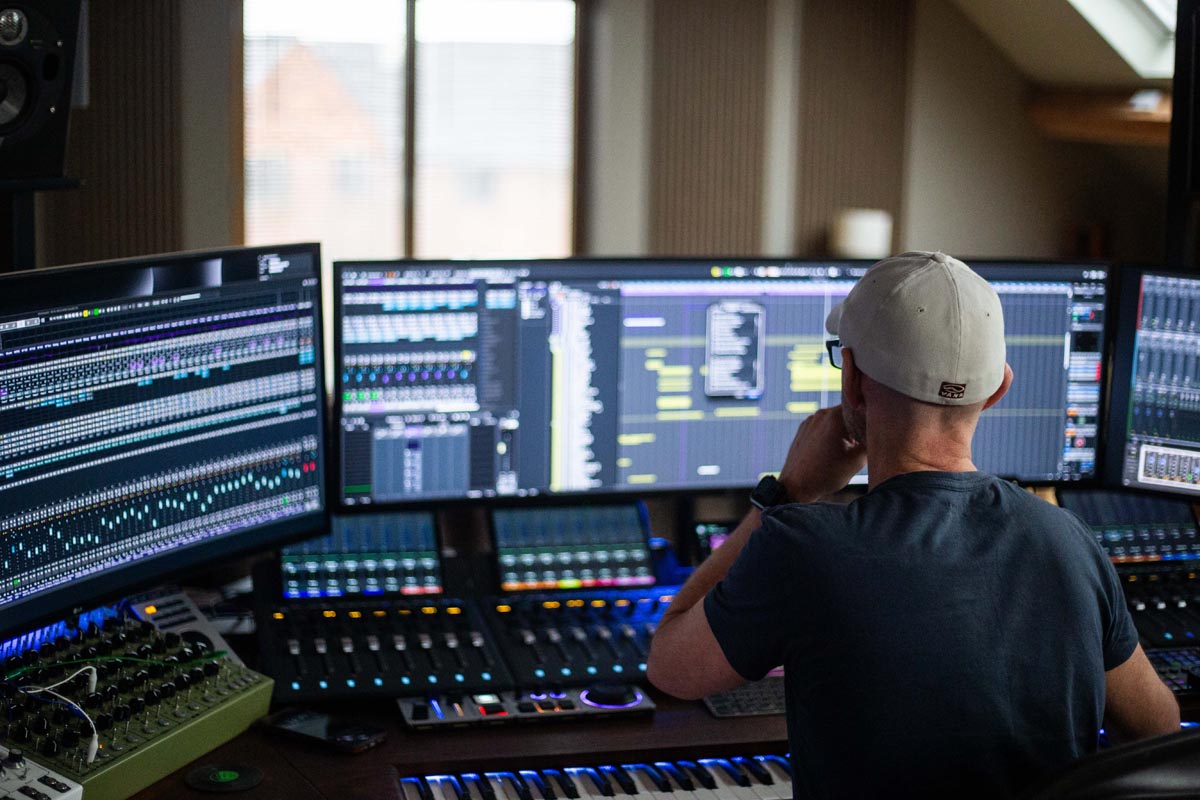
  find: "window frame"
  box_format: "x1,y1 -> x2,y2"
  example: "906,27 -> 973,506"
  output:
234,0 -> 586,258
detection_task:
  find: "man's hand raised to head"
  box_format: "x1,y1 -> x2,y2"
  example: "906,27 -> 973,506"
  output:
777,406 -> 867,504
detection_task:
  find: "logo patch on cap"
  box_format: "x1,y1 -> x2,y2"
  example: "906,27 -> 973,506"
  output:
939,382 -> 966,400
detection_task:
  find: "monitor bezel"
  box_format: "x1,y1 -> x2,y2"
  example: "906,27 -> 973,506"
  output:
0,243 -> 331,639
1103,264 -> 1200,499
331,256 -> 1113,511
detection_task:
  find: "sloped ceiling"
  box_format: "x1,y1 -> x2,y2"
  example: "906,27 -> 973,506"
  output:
946,0 -> 1170,88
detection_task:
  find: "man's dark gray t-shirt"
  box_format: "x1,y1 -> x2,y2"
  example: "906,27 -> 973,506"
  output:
704,471 -> 1139,799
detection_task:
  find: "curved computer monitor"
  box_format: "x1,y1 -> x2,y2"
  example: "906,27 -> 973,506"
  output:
332,258 -> 1109,506
0,244 -> 328,638
1105,267 -> 1200,497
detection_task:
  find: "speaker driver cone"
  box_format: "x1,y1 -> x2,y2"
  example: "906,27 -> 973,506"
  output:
0,62 -> 27,128
0,9 -> 27,46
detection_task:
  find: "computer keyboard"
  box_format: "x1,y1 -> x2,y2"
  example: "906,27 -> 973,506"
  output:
703,676 -> 786,718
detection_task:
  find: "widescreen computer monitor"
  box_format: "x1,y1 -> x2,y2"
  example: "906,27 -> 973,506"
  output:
0,244 -> 327,637
333,258 -> 1108,504
1106,268 -> 1200,497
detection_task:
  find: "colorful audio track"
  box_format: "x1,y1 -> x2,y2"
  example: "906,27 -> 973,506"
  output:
0,257 -> 326,632
3,441 -> 320,607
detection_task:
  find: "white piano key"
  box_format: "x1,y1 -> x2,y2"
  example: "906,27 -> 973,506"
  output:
696,760 -> 762,800
622,764 -> 683,800
567,767 -> 616,800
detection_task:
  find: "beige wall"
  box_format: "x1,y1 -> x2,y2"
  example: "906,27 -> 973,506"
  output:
900,0 -> 1075,259
167,0 -> 1168,263
179,0 -> 240,250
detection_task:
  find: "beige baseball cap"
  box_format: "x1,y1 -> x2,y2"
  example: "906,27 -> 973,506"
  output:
825,251 -> 1006,405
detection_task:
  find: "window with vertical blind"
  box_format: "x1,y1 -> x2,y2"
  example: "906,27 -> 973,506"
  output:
243,0 -> 576,261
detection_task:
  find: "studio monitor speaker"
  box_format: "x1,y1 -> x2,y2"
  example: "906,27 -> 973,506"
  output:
0,0 -> 80,181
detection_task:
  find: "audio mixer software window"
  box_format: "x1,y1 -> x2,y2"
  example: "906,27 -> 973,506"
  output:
336,261 -> 1107,504
1118,272 -> 1200,494
0,248 -> 326,630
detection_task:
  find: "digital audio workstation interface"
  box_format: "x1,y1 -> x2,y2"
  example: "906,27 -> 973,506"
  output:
335,260 -> 1108,504
1112,271 -> 1200,496
0,245 -> 328,799
280,512 -> 442,598
493,505 -> 653,591
0,245 -> 327,636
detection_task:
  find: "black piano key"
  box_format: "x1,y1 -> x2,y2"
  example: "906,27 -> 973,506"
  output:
756,755 -> 793,779
580,768 -> 615,797
465,773 -> 498,800
544,769 -> 579,800
654,762 -> 693,792
522,771 -> 555,800
629,764 -> 671,793
707,759 -> 750,788
677,761 -> 717,791
602,766 -> 637,796
438,776 -> 466,800
402,777 -> 434,800
497,772 -> 533,800
733,756 -> 773,786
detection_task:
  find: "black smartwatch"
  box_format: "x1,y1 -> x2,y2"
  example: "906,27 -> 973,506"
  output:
750,475 -> 790,510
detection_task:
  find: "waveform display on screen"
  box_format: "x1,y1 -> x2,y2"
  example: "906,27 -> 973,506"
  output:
0,247 -> 326,631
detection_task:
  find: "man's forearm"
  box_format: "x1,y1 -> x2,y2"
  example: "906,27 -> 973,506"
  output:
659,507 -> 762,627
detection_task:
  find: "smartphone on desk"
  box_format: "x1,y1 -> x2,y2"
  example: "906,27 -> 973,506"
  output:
263,707 -> 388,754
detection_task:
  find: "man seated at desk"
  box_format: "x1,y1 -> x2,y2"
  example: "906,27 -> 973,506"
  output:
647,251 -> 1180,798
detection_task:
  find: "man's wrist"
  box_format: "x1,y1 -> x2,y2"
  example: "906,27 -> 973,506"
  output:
777,473 -> 817,504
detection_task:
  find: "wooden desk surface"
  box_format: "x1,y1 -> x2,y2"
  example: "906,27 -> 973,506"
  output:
131,692 -> 788,800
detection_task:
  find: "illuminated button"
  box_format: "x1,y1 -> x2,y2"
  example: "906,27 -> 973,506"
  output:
272,612 -> 285,621
144,605 -> 158,615
401,677 -> 412,685
561,668 -> 572,676
496,605 -> 512,613
422,607 -> 438,615
322,610 -> 337,619
455,673 -> 465,683
613,665 -> 624,673
447,607 -> 462,615
319,680 -> 328,689
616,600 -> 631,607
290,681 -> 300,691
399,609 -> 412,615
587,666 -> 598,675
428,675 -> 438,684
535,668 -> 546,678
543,601 -> 562,610
349,611 -> 362,619
567,599 -> 585,608
591,600 -> 606,608
374,678 -> 384,687
347,679 -> 357,688
373,610 -> 387,617
481,672 -> 492,681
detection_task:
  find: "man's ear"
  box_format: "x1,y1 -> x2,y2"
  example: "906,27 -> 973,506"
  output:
981,363 -> 1013,411
842,348 -> 865,410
